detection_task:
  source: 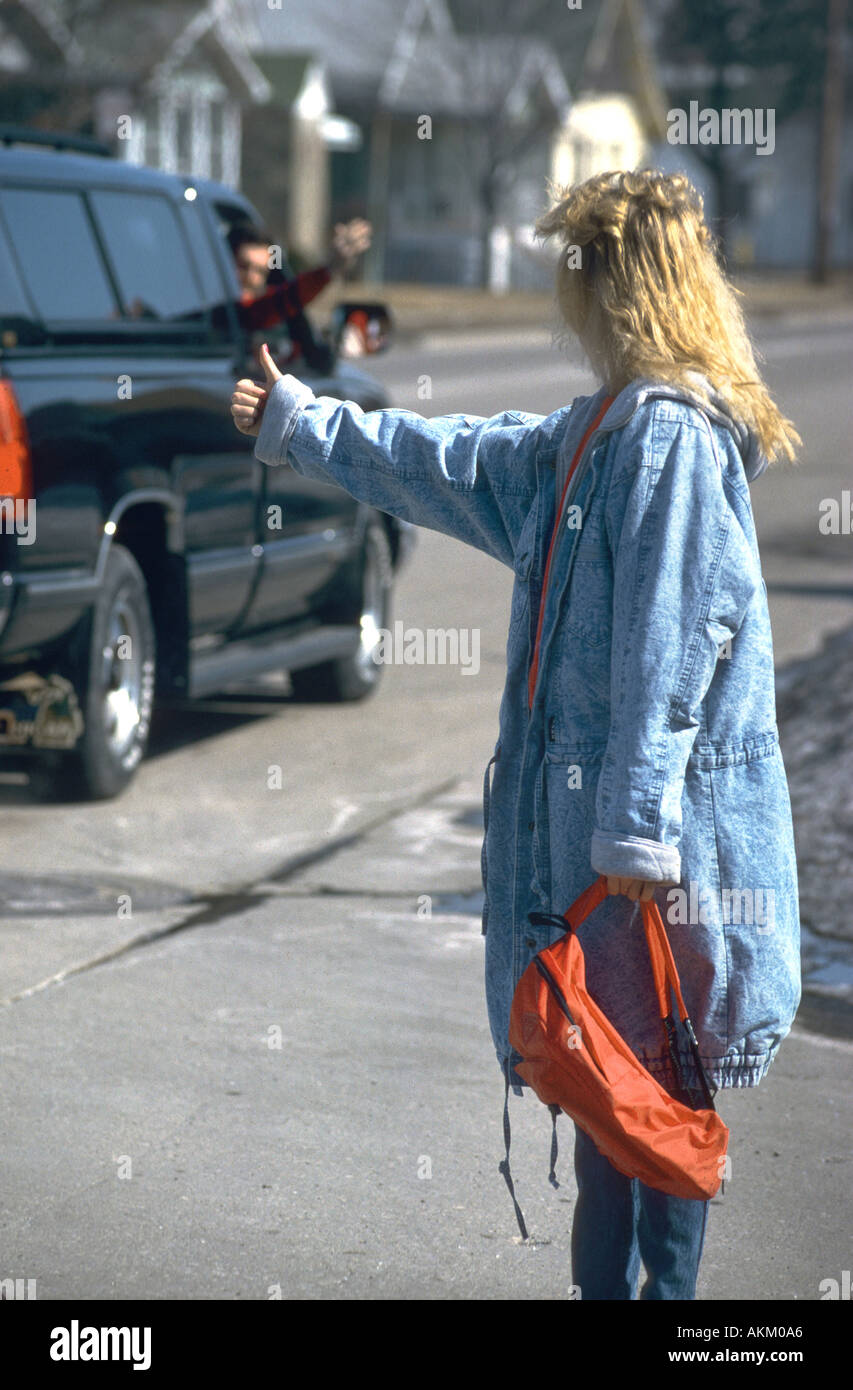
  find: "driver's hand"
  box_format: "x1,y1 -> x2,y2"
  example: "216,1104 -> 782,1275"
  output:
329,218 -> 371,274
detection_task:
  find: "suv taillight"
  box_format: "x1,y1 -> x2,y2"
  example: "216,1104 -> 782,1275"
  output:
0,380 -> 32,500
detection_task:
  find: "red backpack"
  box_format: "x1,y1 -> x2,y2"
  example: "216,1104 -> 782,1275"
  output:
499,874 -> 729,1239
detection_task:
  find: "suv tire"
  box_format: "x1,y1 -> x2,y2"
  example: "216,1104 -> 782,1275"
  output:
35,545 -> 156,800
289,520 -> 392,702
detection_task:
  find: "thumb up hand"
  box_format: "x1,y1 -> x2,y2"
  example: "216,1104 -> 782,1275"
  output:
260,341 -> 283,387
231,342 -> 281,438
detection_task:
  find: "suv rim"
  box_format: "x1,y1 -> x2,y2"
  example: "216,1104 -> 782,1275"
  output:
100,597 -> 143,759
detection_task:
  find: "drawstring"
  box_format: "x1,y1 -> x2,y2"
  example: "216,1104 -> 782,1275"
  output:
480,749 -> 499,938
498,1062 -> 564,1236
498,1057 -> 529,1241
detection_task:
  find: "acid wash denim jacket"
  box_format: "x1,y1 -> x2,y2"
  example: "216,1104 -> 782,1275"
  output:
254,371 -> 801,1098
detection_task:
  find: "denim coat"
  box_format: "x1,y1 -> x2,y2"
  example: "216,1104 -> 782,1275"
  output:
254,371 -> 801,1097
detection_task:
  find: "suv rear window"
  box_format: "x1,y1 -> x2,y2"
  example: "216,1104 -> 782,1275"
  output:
1,188 -> 117,321
88,189 -> 206,323
0,218 -> 34,323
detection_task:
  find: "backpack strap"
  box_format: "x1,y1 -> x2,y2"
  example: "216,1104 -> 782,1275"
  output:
562,876 -> 718,1111
641,898 -> 719,1111
549,874 -> 719,1113
498,1056 -> 529,1241
527,395 -> 614,710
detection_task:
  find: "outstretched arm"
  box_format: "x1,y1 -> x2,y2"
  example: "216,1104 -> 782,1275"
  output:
232,345 -> 547,567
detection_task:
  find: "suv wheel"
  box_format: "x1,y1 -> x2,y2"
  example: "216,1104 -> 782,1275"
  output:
289,521 -> 392,702
35,545 -> 156,800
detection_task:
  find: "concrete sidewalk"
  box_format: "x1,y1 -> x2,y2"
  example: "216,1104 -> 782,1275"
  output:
0,775 -> 849,1301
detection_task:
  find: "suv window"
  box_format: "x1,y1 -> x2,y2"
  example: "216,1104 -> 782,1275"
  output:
0,217 -> 36,326
88,189 -> 207,323
1,188 -> 118,321
177,199 -> 228,307
211,202 -> 248,298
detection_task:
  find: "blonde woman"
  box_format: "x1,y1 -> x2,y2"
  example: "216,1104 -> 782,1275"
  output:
232,170 -> 801,1301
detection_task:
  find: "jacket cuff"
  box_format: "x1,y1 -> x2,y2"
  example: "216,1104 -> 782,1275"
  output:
590,829 -> 681,883
254,375 -> 317,466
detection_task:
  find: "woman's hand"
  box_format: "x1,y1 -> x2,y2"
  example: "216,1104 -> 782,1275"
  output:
605,876 -> 657,902
231,343 -> 282,437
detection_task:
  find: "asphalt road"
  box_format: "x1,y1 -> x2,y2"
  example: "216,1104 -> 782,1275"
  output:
1,312 -> 851,1303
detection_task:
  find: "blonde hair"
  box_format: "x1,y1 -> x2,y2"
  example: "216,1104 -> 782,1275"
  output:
534,169 -> 800,464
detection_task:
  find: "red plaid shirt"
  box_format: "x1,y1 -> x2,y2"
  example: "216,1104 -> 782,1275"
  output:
238,266 -> 332,345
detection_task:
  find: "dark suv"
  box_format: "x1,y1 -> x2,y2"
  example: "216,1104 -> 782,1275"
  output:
0,130 -> 413,799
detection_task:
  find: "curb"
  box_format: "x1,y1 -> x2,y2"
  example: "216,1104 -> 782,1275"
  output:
384,306 -> 853,349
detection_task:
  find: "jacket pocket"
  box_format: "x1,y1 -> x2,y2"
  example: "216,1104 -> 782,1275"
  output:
561,527 -> 613,650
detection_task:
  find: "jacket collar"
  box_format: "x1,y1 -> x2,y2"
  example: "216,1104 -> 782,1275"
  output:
571,375 -> 768,482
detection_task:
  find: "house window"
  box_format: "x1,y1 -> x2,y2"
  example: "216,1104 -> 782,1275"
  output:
144,110 -> 159,167
220,102 -> 241,188
210,102 -> 224,182
157,94 -> 178,172
176,104 -> 192,173
190,95 -> 212,179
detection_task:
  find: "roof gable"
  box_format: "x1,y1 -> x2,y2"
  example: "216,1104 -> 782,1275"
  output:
379,32 -> 570,118
249,0 -> 454,103
0,0 -> 83,67
5,0 -> 272,99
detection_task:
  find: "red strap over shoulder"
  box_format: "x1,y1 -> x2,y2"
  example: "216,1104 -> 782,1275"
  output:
527,395 -> 614,709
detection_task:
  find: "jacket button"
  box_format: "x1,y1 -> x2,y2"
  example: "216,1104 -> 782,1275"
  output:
525,937 -> 536,949
527,820 -> 535,831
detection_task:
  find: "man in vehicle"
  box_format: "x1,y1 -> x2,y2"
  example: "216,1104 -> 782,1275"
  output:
227,219 -> 371,370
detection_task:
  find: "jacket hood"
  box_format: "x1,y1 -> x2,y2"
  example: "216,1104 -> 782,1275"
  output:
598,374 -> 768,483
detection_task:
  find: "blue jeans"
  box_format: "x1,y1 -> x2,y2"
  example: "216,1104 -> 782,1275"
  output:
571,1125 -> 710,1300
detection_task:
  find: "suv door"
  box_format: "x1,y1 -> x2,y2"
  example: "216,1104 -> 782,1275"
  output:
84,186 -> 261,638
210,199 -> 361,631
